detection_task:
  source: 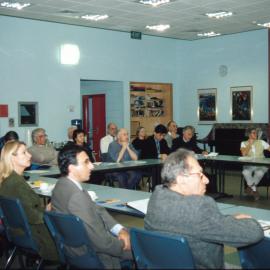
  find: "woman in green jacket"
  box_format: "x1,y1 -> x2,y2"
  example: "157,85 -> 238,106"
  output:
0,141 -> 58,262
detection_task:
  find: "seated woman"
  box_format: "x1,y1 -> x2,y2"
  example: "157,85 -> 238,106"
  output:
73,129 -> 95,162
132,126 -> 148,159
0,141 -> 58,262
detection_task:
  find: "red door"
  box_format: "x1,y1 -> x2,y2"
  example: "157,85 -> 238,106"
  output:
82,94 -> 106,161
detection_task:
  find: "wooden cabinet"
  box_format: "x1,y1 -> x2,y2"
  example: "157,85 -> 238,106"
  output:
130,82 -> 173,138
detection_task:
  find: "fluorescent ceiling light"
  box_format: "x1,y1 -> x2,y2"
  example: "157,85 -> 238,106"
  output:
205,11 -> 233,19
0,2 -> 30,10
197,31 -> 221,37
257,22 -> 270,28
139,0 -> 170,7
60,44 -> 80,65
81,14 -> 109,21
146,24 -> 170,31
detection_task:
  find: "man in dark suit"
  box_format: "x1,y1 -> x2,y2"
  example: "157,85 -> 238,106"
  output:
142,124 -> 170,160
172,125 -> 208,155
51,145 -> 132,269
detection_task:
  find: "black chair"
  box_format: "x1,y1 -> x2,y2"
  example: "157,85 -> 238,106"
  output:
44,211 -> 104,269
130,227 -> 195,269
238,237 -> 270,269
0,196 -> 44,269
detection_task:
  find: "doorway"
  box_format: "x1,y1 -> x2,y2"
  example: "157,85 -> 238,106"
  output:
80,79 -> 124,160
82,94 -> 106,161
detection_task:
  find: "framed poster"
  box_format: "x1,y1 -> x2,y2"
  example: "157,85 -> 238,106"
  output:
231,86 -> 252,122
197,88 -> 217,124
18,102 -> 38,127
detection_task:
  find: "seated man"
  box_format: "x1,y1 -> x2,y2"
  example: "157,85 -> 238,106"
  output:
171,125 -> 208,155
100,122 -> 118,161
28,128 -> 58,165
107,128 -> 141,189
142,124 -> 170,160
164,121 -> 179,149
240,127 -> 270,200
51,145 -> 133,269
145,149 -> 263,269
65,126 -> 77,146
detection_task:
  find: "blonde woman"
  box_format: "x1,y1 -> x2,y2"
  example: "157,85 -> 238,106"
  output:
0,141 -> 58,261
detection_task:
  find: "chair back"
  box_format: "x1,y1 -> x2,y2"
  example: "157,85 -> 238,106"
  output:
238,237 -> 270,269
0,196 -> 38,251
44,211 -> 103,269
100,152 -> 108,162
130,228 -> 195,269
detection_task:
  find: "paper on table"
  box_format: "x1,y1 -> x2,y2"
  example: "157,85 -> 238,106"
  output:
88,191 -> 98,201
25,170 -> 50,174
127,198 -> 149,215
205,152 -> 218,157
93,162 -> 102,166
258,220 -> 270,237
123,160 -> 146,164
238,156 -> 253,161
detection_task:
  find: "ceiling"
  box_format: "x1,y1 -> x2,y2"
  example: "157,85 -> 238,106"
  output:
1,0 -> 270,40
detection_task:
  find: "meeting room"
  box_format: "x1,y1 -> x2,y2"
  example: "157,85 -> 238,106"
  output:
0,0 -> 270,268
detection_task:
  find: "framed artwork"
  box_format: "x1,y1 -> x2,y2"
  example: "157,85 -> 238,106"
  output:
18,102 -> 38,126
231,86 -> 252,122
197,88 -> 217,124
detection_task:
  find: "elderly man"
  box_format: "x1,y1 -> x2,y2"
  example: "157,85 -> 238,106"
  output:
107,128 -> 141,189
145,149 -> 263,269
240,127 -> 270,200
164,121 -> 179,149
100,123 -> 118,161
172,125 -> 208,155
28,128 -> 58,165
51,145 -> 133,269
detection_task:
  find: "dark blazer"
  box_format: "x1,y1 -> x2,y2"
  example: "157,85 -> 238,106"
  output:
142,135 -> 170,159
0,171 -> 58,261
51,177 -> 132,269
171,136 -> 203,154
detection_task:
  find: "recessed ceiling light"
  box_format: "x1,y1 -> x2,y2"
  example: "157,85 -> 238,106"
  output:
146,24 -> 170,31
0,1 -> 31,10
139,0 -> 170,7
197,31 -> 221,37
81,14 -> 109,21
257,22 -> 270,28
205,11 -> 233,19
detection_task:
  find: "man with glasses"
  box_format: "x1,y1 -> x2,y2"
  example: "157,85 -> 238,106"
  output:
240,127 -> 270,200
145,149 -> 263,269
28,128 -> 58,165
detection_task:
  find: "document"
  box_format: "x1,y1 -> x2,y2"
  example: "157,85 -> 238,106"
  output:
238,156 -> 253,161
127,198 -> 149,214
258,220 -> 270,237
88,191 -> 98,201
205,152 -> 218,157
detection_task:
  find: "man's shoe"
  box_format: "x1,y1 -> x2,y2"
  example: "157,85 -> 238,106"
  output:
253,190 -> 260,201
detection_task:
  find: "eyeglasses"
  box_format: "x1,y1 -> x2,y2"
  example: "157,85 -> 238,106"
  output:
182,171 -> 205,180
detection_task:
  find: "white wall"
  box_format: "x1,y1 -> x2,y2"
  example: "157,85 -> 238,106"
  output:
0,15 -> 268,144
0,15 -> 179,143
80,80 -> 124,128
176,29 -> 269,139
